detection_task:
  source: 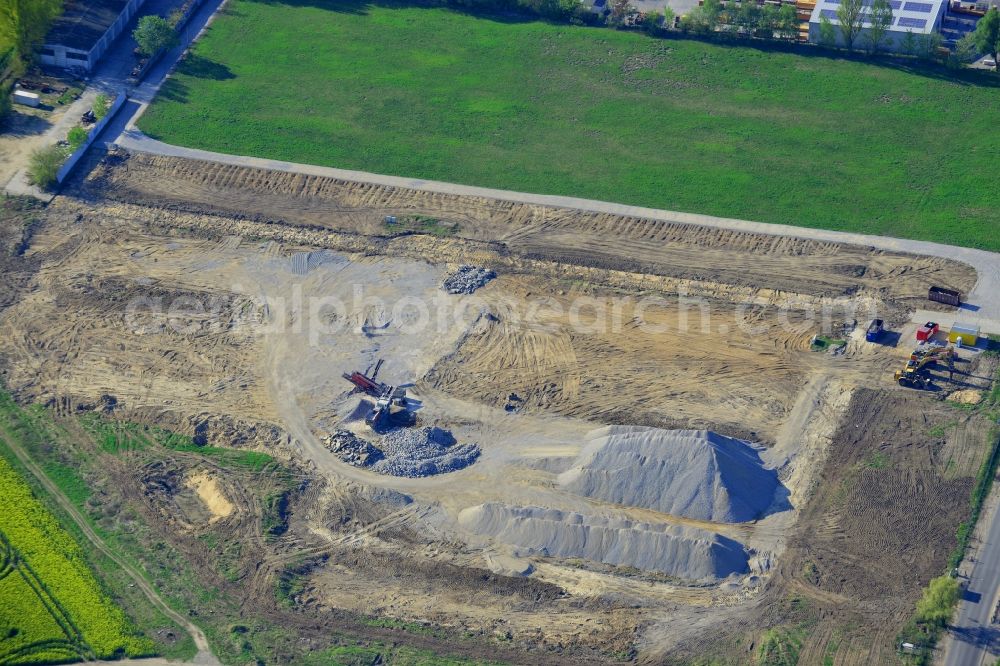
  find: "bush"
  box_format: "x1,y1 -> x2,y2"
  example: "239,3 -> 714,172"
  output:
915,575 -> 960,627
133,15 -> 180,56
26,145 -> 67,191
0,83 -> 11,130
67,126 -> 88,151
93,93 -> 111,121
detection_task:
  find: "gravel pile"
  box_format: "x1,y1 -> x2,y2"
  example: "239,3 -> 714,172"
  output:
323,427 -> 480,477
372,426 -> 481,477
442,265 -> 496,294
458,503 -> 749,580
559,426 -> 784,523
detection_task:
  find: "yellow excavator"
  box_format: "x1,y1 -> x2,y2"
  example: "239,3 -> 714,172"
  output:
894,345 -> 955,389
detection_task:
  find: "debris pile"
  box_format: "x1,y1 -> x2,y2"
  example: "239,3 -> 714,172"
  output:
323,430 -> 384,466
458,503 -> 750,580
323,427 -> 480,477
558,426 -> 785,523
442,265 -> 496,294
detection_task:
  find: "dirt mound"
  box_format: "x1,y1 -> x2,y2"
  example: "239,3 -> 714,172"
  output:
558,426 -> 784,523
458,503 -> 749,580
947,389 -> 983,405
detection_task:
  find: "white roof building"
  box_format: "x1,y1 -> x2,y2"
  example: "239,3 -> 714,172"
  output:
808,0 -> 948,51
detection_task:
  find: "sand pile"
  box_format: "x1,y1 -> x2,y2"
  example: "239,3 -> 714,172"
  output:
559,426 -> 783,523
458,503 -> 749,580
947,389 -> 983,405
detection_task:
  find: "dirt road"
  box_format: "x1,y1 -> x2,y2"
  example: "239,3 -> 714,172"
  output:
0,424 -> 219,665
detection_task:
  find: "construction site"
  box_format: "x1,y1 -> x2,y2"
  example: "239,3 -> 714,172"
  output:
0,147 -> 996,665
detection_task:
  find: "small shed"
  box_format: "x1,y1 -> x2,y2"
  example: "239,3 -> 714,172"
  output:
948,323 -> 980,347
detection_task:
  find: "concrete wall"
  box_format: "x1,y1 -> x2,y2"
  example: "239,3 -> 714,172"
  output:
56,91 -> 126,183
40,0 -> 147,72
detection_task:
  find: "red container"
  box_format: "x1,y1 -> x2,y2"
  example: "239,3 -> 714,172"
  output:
916,322 -> 939,341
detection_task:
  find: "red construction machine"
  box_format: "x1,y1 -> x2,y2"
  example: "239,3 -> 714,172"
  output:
342,359 -> 407,429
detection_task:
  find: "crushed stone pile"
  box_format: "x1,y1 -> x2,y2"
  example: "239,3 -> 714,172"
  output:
323,427 -> 480,477
442,265 -> 496,294
558,426 -> 783,523
458,503 -> 749,580
373,426 -> 480,477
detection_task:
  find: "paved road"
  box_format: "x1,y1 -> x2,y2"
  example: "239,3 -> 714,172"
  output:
0,425 -> 219,665
944,484 -> 1000,666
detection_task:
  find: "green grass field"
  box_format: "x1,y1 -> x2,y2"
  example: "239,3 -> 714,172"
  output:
138,0 -> 1000,250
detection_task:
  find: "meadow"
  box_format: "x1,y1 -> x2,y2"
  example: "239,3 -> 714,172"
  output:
138,1 -> 1000,250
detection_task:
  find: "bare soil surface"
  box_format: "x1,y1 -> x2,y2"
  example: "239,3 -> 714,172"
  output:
81,151 -> 976,306
0,150 -> 990,664
663,388 -> 996,664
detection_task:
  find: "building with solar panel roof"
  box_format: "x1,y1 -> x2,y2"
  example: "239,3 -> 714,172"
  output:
807,0 -> 948,51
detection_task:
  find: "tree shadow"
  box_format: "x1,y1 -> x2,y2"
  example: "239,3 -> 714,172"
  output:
1,111 -> 52,138
241,0 -> 553,25
664,30 -> 1000,88
176,53 -> 236,80
949,623 -> 1000,652
240,0 -> 1000,87
156,77 -> 190,104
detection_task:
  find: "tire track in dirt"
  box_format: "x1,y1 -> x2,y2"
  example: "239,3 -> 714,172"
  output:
81,152 -> 977,307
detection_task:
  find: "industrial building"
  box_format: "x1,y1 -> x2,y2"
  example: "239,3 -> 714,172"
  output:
807,0 -> 948,52
39,0 -> 147,73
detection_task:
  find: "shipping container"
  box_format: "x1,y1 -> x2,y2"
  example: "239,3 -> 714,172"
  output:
916,321 -> 939,342
865,319 -> 884,342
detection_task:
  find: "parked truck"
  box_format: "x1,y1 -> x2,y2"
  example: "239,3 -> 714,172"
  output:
928,286 -> 961,307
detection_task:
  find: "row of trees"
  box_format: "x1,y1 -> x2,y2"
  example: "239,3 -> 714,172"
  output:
445,0 -> 1000,69
678,0 -> 799,39
500,0 -> 1000,68
631,0 -> 1000,66
0,0 -> 62,68
816,4 -> 943,57
0,0 -> 63,128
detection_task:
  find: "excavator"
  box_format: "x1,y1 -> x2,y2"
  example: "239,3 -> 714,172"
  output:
894,345 -> 955,389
